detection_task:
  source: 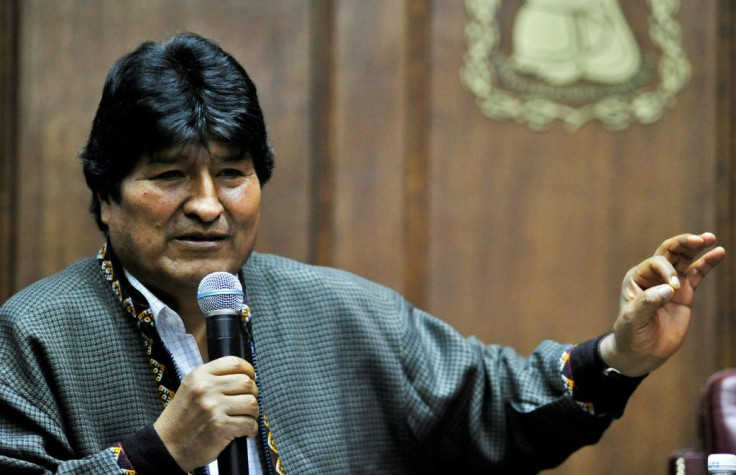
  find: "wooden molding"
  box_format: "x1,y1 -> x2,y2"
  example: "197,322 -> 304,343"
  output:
309,0 -> 336,267
716,0 -> 736,368
0,0 -> 18,304
404,0 -> 432,307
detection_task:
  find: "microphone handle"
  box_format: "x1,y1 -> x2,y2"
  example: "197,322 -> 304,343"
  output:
218,440 -> 249,475
206,310 -> 249,475
206,310 -> 248,360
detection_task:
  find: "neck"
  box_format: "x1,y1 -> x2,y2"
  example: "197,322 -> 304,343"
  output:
175,298 -> 204,328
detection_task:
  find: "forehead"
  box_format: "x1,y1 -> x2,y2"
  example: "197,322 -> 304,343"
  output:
145,141 -> 245,164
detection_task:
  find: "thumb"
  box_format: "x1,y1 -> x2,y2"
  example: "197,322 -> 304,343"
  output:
638,283 -> 675,309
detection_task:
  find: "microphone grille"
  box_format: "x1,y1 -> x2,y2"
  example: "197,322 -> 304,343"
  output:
197,272 -> 244,314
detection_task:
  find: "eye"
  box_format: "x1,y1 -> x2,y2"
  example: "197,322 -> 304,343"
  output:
217,168 -> 246,179
152,170 -> 185,181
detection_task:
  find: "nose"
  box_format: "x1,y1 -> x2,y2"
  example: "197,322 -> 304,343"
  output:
183,172 -> 224,223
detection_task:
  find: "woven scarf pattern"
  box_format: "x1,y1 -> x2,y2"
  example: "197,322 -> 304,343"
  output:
98,243 -> 180,407
98,243 -> 284,474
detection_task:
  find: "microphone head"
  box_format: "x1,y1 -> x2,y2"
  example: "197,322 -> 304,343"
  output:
197,272 -> 244,315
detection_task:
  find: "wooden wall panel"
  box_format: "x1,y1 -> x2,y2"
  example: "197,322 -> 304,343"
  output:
404,0 -> 432,306
331,0 -> 407,291
0,0 -> 18,304
3,1 -> 734,474
13,0 -> 312,290
426,1 -> 721,473
716,0 -> 736,370
309,0 -> 337,266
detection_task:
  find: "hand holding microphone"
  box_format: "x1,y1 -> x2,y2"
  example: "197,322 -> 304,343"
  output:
153,272 -> 255,474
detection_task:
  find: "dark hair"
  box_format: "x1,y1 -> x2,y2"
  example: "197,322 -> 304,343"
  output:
79,32 -> 274,231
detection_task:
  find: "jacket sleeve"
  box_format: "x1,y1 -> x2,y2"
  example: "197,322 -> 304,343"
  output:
0,318 -> 190,474
401,302 -> 615,473
0,304 -> 146,474
0,375 -> 125,474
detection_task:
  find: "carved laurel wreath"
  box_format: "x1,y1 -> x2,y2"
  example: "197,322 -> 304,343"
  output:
461,0 -> 690,131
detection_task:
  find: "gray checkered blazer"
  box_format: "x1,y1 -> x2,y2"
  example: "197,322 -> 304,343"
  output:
0,252 -> 612,474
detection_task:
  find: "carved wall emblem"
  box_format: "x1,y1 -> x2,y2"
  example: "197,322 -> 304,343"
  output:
461,0 -> 690,131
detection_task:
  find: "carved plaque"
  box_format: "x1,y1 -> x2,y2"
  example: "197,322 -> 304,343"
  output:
461,0 -> 690,131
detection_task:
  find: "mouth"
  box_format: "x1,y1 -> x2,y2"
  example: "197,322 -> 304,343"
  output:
175,232 -> 229,248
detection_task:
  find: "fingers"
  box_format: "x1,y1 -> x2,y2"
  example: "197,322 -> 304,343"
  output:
190,357 -> 259,410
624,232 -> 724,305
610,233 -> 724,377
636,232 -> 724,288
686,246 -> 726,289
208,355 -> 256,381
639,283 -> 675,308
227,372 -> 258,394
153,357 -> 260,470
654,232 -> 718,274
630,255 -> 680,291
223,393 -> 260,419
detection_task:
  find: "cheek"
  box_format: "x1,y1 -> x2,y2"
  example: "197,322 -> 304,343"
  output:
119,198 -> 173,251
229,185 -> 261,221
246,191 -> 261,216
128,193 -> 175,223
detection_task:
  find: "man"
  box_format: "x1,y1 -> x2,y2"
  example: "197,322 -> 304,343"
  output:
0,32 -> 726,474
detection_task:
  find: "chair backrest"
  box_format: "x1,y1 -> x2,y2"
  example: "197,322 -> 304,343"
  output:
700,369 -> 736,455
667,369 -> 736,475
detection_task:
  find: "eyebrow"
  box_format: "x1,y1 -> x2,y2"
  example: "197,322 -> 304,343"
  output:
147,149 -> 248,165
216,153 -> 250,163
146,153 -> 184,165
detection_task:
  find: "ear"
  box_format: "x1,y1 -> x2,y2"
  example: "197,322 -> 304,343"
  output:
98,193 -> 111,228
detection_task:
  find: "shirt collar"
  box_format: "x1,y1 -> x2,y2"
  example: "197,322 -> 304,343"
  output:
124,269 -> 174,326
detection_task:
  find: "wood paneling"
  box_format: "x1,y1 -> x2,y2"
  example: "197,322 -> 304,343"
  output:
404,0 -> 432,307
424,2 -> 722,473
2,1 -> 734,473
332,0 -> 407,292
0,0 -> 18,304
12,0 -> 312,288
309,0 -> 337,267
717,0 -> 736,370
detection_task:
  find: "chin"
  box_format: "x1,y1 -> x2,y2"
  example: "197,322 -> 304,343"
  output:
179,250 -> 251,282
198,261 -> 244,278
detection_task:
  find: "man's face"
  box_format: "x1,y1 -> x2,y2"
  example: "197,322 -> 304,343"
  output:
100,141 -> 261,305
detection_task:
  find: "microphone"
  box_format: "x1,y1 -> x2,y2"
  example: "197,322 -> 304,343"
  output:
197,272 -> 249,475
